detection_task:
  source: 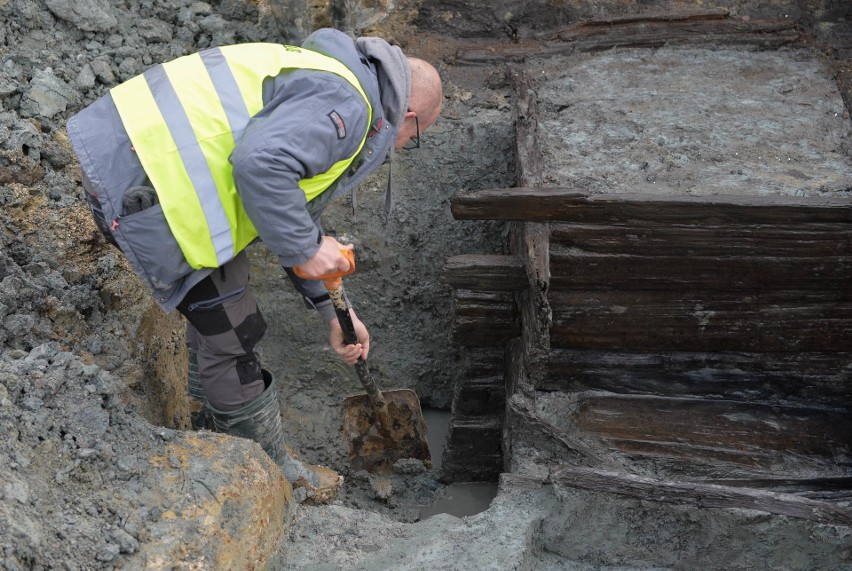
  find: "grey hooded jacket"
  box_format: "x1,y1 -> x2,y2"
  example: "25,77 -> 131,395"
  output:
66,28 -> 410,314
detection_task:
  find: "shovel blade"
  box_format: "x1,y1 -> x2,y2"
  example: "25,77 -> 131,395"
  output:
342,389 -> 432,473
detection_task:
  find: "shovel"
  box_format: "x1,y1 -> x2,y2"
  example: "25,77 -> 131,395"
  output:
295,249 -> 431,473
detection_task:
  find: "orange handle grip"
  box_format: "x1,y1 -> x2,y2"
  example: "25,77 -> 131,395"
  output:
292,249 -> 356,291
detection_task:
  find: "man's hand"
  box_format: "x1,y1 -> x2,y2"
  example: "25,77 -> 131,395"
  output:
329,309 -> 370,365
295,236 -> 353,279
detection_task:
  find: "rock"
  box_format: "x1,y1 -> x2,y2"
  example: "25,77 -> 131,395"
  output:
191,1 -> 213,16
138,18 -> 173,43
199,14 -> 226,33
2,116 -> 40,157
0,73 -> 17,97
3,479 -> 30,504
75,64 -> 96,90
20,397 -> 43,412
20,69 -> 76,118
123,433 -> 294,569
370,476 -> 393,500
95,543 -> 120,562
64,402 -> 110,448
108,527 -> 140,554
3,314 -> 34,337
89,57 -> 116,85
45,0 -> 118,32
117,57 -> 139,81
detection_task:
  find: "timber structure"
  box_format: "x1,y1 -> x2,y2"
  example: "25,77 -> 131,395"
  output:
439,10 -> 852,524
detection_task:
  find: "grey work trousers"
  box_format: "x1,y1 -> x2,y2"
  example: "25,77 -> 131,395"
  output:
177,251 -> 268,411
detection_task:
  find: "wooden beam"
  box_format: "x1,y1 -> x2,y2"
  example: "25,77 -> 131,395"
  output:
452,290 -> 519,346
509,64 -> 543,188
456,13 -> 801,64
544,349 -> 852,407
550,222 -> 852,258
441,417 -> 503,482
549,250 -> 851,293
551,467 -> 852,526
506,66 -> 553,386
513,223 -> 551,383
442,254 -> 527,291
569,394 -> 852,471
451,187 -> 852,224
549,290 -> 852,352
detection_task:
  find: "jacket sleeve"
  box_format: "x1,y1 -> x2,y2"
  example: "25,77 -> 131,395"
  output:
229,71 -> 369,268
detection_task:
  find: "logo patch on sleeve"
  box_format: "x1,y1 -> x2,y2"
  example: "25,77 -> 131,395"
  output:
328,110 -> 346,139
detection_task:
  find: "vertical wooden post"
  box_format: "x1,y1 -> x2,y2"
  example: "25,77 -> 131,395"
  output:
508,65 -> 552,387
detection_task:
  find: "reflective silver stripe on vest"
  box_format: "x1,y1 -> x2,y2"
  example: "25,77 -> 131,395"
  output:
144,64 -> 234,266
200,48 -> 251,142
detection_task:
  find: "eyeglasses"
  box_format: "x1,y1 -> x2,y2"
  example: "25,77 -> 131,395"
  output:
402,114 -> 420,151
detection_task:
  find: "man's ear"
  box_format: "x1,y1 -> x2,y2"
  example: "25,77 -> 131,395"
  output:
404,110 -> 416,119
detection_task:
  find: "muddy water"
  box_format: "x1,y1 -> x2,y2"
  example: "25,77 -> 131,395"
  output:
423,408 -> 451,471
421,408 -> 499,519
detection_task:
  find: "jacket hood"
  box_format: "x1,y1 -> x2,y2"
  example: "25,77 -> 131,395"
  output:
354,37 -> 410,216
301,29 -> 409,216
355,36 -> 410,130
301,29 -> 411,131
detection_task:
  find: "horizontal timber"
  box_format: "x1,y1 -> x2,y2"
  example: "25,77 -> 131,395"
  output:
452,290 -> 519,346
450,188 -> 852,224
549,249 -> 851,293
549,290 -> 852,352
442,254 -> 528,291
456,12 -> 801,64
572,394 -> 852,472
551,467 -> 852,526
550,222 -> 852,258
544,349 -> 852,407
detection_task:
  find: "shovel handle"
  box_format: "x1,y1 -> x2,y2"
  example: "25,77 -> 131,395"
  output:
328,288 -> 391,428
303,249 -> 393,429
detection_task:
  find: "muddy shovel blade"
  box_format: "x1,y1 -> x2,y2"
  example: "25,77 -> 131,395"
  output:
342,388 -> 432,473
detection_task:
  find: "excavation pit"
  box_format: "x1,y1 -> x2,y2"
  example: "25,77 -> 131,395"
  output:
2,3 -> 851,570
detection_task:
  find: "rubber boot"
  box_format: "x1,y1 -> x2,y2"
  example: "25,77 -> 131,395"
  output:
208,370 -> 343,504
187,347 -> 214,431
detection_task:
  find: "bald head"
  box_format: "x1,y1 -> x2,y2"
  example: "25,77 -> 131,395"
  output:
395,57 -> 443,149
408,57 -> 442,127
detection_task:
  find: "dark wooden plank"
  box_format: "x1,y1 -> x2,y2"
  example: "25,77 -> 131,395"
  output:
509,64 -> 543,187
549,290 -> 852,352
505,337 -> 525,399
544,349 -> 852,407
451,187 -> 852,224
459,346 -> 506,380
551,467 -> 852,526
452,375 -> 505,417
452,290 -> 519,346
550,222 -> 852,258
505,66 -> 552,384
702,476 -> 852,496
571,395 -> 852,471
513,223 -> 551,382
549,250 -> 852,293
456,13 -> 801,64
441,417 -> 503,482
442,254 -> 527,291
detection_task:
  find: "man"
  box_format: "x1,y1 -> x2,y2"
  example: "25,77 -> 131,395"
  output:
66,28 -> 443,504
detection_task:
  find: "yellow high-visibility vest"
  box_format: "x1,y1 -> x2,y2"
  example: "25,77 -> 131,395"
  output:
110,43 -> 372,269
